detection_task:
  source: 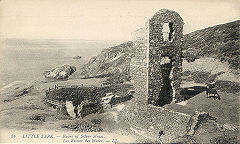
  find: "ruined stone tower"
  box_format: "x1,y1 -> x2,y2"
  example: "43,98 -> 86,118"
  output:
131,9 -> 184,106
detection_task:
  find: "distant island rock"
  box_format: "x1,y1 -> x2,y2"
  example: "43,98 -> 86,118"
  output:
44,65 -> 76,80
73,56 -> 82,59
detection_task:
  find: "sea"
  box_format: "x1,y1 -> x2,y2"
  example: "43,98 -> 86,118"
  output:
0,38 -> 123,88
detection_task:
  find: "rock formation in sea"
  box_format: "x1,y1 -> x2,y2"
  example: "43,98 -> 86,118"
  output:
44,65 -> 76,80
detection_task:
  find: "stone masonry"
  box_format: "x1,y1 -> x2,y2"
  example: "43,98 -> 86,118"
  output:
131,9 -> 184,106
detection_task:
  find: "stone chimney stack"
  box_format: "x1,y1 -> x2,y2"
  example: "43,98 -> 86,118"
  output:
131,9 -> 184,106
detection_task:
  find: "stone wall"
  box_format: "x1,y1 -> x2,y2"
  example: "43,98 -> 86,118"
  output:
148,9 -> 184,105
131,9 -> 184,106
130,25 -> 149,105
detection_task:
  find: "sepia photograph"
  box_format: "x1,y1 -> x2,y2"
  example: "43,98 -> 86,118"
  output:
0,0 -> 239,143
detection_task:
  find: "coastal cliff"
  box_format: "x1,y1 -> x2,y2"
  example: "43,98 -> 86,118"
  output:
76,20 -> 239,81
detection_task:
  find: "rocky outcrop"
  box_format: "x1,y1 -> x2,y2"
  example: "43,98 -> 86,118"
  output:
65,100 -> 76,118
101,93 -> 115,109
73,56 -> 82,59
101,90 -> 135,109
76,100 -> 102,118
78,41 -> 134,81
44,65 -> 76,80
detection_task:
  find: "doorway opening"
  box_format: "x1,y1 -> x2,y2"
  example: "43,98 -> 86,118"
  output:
156,57 -> 173,106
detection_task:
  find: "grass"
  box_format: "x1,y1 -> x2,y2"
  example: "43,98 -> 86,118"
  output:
182,70 -> 240,94
210,131 -> 239,144
215,80 -> 240,93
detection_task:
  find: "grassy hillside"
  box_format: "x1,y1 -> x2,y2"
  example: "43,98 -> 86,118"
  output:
182,20 -> 239,69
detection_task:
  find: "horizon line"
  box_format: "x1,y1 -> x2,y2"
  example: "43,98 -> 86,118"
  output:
1,19 -> 238,41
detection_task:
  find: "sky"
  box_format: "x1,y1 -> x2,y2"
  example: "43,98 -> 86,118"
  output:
0,0 -> 239,40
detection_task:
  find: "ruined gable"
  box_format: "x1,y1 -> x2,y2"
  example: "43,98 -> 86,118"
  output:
131,9 -> 184,106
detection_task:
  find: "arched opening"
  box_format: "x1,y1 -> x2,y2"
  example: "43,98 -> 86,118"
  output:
162,22 -> 175,42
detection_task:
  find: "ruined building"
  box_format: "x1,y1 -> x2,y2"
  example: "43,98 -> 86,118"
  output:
131,9 -> 184,106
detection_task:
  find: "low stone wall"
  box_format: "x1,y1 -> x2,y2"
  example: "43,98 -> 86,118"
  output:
45,84 -> 134,118
121,97 -> 191,142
